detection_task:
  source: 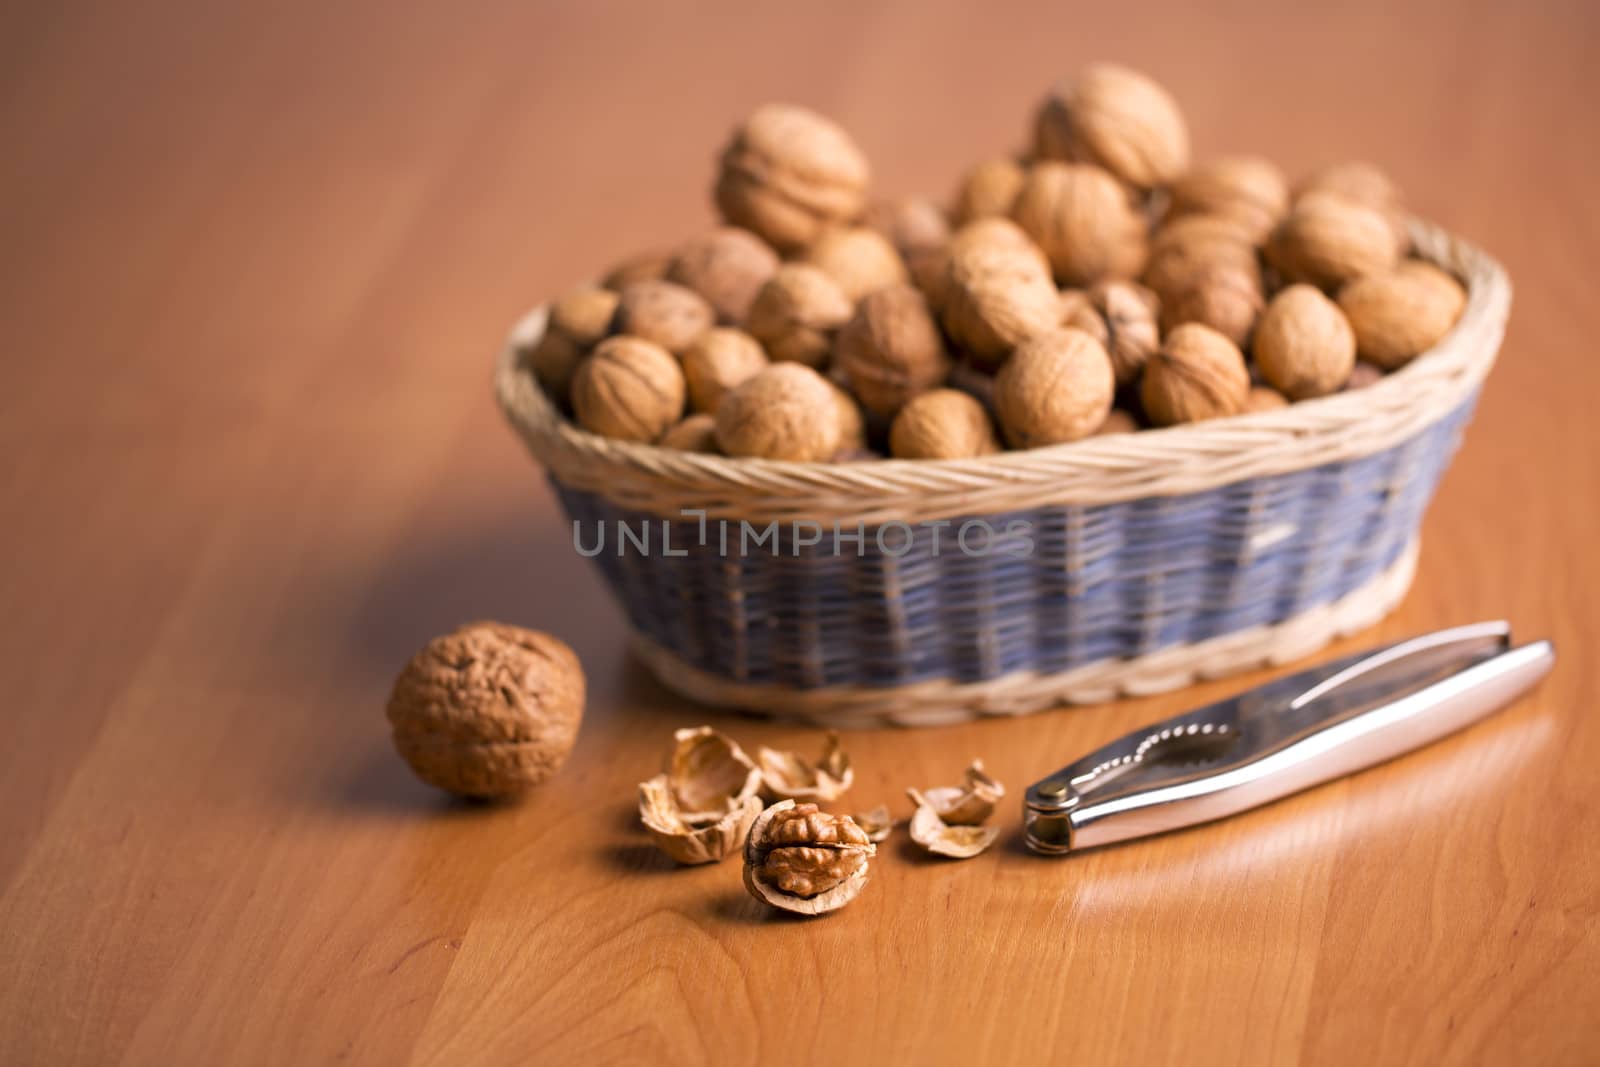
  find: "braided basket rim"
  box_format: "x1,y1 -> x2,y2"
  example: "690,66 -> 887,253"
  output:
495,219 -> 1509,523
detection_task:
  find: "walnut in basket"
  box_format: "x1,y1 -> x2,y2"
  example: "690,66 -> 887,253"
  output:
1010,161 -> 1148,287
952,157 -> 1026,225
524,286 -> 620,407
889,388 -> 1000,460
613,280 -> 714,355
1032,63 -> 1190,189
1142,322 -> 1251,425
1338,261 -> 1466,369
745,263 -> 854,368
801,225 -> 908,302
1167,156 -> 1289,245
666,227 -> 780,325
864,196 -> 951,306
714,362 -> 842,461
994,328 -> 1115,447
835,284 -> 951,417
941,219 -> 1061,365
681,327 -> 768,414
715,104 -> 871,252
1253,284 -> 1356,399
572,336 -> 686,443
1265,196 -> 1405,290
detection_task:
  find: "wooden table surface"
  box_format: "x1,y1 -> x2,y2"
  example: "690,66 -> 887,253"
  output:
3,2 -> 1597,1064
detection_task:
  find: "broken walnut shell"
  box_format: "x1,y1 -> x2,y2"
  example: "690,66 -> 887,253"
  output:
906,789 -> 1000,859
743,800 -> 876,915
756,731 -> 854,803
664,725 -> 763,823
639,778 -> 761,865
916,759 -> 1006,826
853,805 -> 893,844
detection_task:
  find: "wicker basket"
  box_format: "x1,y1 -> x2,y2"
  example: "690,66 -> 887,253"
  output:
496,221 -> 1509,728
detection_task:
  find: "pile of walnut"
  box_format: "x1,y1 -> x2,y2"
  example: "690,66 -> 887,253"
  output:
639,726 -> 1002,915
526,64 -> 1467,460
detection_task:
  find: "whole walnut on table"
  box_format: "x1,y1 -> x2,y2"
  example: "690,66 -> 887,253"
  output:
715,103 -> 871,252
386,622 -> 584,799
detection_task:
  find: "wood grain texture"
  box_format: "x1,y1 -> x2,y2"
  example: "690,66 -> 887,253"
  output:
1,2 -> 1597,1064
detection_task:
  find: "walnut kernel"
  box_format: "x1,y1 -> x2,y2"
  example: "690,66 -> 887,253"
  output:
743,800 -> 876,915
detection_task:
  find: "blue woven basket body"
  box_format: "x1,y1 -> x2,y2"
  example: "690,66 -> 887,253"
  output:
558,395 -> 1471,691
499,222 -> 1508,726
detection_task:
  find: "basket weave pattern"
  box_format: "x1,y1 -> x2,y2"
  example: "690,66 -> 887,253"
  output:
497,222 -> 1508,727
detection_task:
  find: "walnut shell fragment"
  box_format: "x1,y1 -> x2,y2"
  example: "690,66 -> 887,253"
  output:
639,778 -> 761,865
664,725 -> 763,822
916,759 -> 1005,826
743,800 -> 876,915
756,731 -> 854,803
852,805 -> 893,844
907,789 -> 1000,859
